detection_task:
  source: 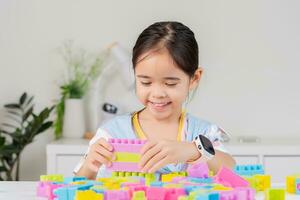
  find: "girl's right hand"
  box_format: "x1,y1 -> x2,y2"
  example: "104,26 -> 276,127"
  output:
85,138 -> 115,172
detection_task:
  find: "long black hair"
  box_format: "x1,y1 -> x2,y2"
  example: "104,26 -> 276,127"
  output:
132,21 -> 199,78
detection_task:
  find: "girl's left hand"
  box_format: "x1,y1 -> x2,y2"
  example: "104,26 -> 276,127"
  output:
138,140 -> 200,173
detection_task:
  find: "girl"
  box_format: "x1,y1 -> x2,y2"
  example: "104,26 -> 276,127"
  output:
74,21 -> 235,180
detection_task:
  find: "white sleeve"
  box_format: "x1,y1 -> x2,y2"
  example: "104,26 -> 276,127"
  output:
73,128 -> 113,174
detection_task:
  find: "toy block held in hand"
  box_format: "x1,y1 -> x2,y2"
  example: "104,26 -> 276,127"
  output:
107,139 -> 147,172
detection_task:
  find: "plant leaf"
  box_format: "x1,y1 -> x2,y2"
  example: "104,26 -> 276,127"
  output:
2,123 -> 19,129
36,121 -> 53,134
23,106 -> 33,122
25,96 -> 34,107
0,136 -> 5,146
4,104 -> 21,109
19,93 -> 27,105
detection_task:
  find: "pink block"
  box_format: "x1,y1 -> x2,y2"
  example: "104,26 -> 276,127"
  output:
105,190 -> 130,200
36,181 -> 65,200
165,188 -> 186,200
128,185 -> 147,198
187,162 -> 209,178
214,166 -> 249,188
107,162 -> 141,172
37,181 -> 48,197
108,139 -> 146,153
146,187 -> 167,200
235,187 -> 255,200
220,187 -> 255,200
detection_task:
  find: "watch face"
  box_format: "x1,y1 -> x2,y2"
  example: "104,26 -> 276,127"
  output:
199,135 -> 215,155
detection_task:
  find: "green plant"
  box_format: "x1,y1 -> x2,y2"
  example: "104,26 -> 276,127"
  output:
0,93 -> 54,181
53,41 -> 108,139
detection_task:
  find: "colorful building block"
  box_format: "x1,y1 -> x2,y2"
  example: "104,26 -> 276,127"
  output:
105,190 -> 130,200
132,191 -> 147,200
40,174 -> 64,182
234,164 -> 264,176
107,139 -> 146,172
214,166 -> 249,188
146,187 -> 167,200
75,190 -> 104,200
286,175 -> 300,194
187,162 -> 209,178
265,188 -> 285,200
161,172 -> 187,182
64,176 -> 87,184
253,174 -> 271,191
36,181 -> 65,199
296,178 -> 300,195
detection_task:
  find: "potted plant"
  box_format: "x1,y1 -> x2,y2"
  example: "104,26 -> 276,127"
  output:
53,41 -> 108,139
0,93 -> 53,181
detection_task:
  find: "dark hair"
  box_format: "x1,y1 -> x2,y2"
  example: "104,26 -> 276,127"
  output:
132,21 -> 199,77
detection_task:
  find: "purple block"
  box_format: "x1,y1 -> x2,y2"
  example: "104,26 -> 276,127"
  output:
105,190 -> 130,200
187,162 -> 209,178
108,139 -> 146,153
107,162 -> 141,172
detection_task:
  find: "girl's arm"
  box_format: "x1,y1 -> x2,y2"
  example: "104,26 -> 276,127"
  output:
188,143 -> 236,174
74,138 -> 115,180
75,160 -> 98,180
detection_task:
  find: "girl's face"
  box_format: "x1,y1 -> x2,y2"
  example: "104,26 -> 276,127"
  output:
135,48 -> 201,120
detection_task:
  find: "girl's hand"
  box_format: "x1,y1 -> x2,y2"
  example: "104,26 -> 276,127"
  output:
138,140 -> 200,173
85,138 -> 115,172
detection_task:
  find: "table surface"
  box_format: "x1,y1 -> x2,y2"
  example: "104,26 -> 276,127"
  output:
0,181 -> 300,199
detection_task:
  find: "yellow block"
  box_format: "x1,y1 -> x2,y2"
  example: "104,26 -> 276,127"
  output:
253,174 -> 271,191
161,172 -> 187,182
286,175 -> 296,194
115,152 -> 140,162
75,190 -> 103,200
212,185 -> 232,191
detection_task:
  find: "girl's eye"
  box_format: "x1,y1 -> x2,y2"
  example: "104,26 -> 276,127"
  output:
141,82 -> 151,86
165,83 -> 177,87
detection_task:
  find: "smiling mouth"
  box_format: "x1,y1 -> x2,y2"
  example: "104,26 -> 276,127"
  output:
149,101 -> 172,107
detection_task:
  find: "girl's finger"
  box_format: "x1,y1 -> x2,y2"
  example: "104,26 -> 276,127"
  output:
94,146 -> 115,160
139,144 -> 161,169
97,138 -> 113,151
92,152 -> 112,167
140,141 -> 156,155
142,151 -> 167,173
148,156 -> 169,173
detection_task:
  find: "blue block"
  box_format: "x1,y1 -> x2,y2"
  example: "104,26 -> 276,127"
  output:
64,176 -> 87,184
195,192 -> 219,200
296,178 -> 300,195
234,164 -> 264,176
188,177 -> 213,184
150,181 -> 164,187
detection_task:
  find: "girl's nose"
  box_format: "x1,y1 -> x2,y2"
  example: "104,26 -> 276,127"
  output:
151,85 -> 167,98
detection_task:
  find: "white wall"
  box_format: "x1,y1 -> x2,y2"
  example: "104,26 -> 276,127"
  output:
0,0 -> 299,180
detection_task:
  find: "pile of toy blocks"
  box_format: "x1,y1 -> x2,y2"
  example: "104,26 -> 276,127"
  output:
35,139 -> 289,200
286,174 -> 300,195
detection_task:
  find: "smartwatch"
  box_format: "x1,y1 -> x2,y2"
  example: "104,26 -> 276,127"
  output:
194,135 -> 215,161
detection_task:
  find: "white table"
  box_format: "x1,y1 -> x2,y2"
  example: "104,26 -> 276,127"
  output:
1,181 -> 300,199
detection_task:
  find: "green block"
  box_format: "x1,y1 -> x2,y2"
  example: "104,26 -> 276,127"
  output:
265,188 -> 285,200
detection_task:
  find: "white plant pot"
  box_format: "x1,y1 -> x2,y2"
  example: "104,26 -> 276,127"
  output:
63,98 -> 86,138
